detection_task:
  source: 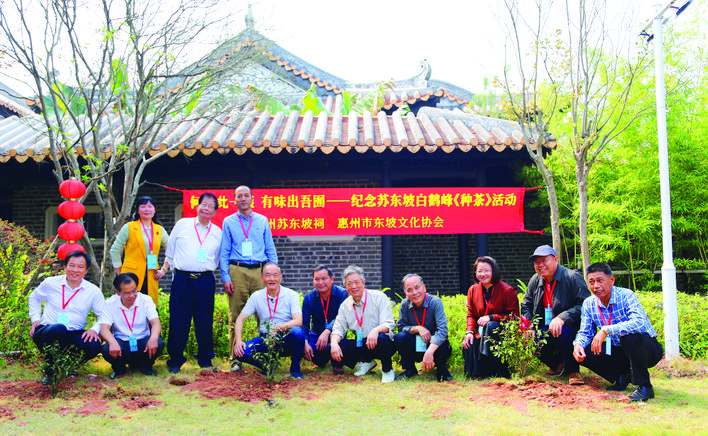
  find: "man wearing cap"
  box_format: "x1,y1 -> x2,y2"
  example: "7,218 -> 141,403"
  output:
220,185 -> 278,371
573,262 -> 663,402
522,245 -> 590,385
301,265 -> 349,374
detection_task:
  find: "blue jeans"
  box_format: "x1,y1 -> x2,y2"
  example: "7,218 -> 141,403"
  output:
236,326 -> 306,374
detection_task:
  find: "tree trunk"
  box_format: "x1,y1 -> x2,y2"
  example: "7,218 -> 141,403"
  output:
576,156 -> 591,276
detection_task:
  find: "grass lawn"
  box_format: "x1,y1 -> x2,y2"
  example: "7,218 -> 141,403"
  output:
0,357 -> 706,435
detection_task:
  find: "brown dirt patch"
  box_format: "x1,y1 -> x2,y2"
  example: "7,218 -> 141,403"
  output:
118,398 -> 163,410
180,369 -> 362,403
476,376 -> 623,411
0,405 -> 16,420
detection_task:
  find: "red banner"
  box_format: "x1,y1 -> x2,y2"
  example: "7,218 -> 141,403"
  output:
181,188 -> 540,236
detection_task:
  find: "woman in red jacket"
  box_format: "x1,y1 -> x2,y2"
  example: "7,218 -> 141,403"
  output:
462,256 -> 520,378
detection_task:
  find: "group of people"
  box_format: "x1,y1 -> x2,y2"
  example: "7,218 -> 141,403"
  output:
29,185 -> 664,402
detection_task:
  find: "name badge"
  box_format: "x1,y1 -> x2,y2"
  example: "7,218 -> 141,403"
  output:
241,240 -> 253,257
544,307 -> 553,325
605,337 -> 612,356
415,335 -> 427,352
129,336 -> 138,352
57,312 -> 69,327
478,325 -> 484,337
356,331 -> 364,348
146,254 -> 158,270
196,248 -> 207,262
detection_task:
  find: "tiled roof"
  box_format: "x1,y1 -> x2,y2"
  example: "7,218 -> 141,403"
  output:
0,108 -> 555,163
0,92 -> 35,117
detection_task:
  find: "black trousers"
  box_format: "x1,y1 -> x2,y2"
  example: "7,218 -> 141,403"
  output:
578,333 -> 663,387
338,334 -> 393,372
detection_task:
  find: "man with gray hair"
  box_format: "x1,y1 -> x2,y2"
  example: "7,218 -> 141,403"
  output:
330,265 -> 396,383
394,273 -> 452,381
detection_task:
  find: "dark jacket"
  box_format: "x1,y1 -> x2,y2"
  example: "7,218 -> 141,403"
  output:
521,264 -> 590,329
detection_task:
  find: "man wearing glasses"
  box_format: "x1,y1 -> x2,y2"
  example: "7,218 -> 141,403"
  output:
330,265 -> 396,383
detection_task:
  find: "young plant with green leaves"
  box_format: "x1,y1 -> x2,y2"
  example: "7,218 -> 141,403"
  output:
40,343 -> 85,398
489,316 -> 547,378
252,323 -> 289,385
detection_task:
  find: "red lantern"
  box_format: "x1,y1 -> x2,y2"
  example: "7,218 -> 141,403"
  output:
57,221 -> 85,242
58,201 -> 86,220
59,179 -> 86,199
57,242 -> 85,260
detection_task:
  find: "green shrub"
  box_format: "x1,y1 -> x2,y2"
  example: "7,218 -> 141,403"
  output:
0,221 -> 59,357
638,291 -> 708,359
157,293 -> 259,359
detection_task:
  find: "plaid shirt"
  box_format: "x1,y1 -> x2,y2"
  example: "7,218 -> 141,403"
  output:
574,286 -> 657,348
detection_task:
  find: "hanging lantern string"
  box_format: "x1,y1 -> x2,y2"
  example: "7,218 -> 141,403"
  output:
144,181 -> 184,192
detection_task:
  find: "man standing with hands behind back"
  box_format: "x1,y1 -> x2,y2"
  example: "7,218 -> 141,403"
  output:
220,186 -> 278,372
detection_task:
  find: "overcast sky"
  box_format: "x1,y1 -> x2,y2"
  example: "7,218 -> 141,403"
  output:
1,0 -> 702,98
248,0 -> 701,93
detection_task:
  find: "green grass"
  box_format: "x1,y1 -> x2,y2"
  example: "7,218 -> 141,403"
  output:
0,357 -> 707,435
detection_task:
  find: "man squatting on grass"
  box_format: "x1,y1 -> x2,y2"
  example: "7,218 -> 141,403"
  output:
232,262 -> 306,379
301,265 -> 349,374
522,245 -> 590,386
29,250 -> 105,386
573,262 -> 663,402
394,273 -> 453,382
330,265 -> 396,383
100,273 -> 165,379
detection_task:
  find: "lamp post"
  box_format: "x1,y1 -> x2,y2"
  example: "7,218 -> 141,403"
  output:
639,0 -> 692,360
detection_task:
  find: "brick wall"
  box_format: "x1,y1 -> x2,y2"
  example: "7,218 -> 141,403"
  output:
11,179 -> 552,296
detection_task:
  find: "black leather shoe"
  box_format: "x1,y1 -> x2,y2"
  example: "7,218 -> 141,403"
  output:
628,385 -> 654,402
607,373 -> 630,391
394,370 -> 418,381
436,369 -> 453,382
141,368 -> 157,376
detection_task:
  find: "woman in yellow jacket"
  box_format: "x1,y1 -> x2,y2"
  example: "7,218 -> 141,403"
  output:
110,196 -> 169,305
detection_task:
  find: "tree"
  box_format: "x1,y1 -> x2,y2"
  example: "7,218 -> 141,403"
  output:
499,0 -> 653,272
0,0 -> 262,291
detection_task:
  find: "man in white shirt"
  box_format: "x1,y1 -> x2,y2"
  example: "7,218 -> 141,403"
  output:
330,265 -> 396,383
29,251 -> 105,385
164,193 -> 222,373
232,262 -> 305,379
100,273 -> 164,379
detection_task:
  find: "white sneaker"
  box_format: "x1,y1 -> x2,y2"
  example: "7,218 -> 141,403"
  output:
381,369 -> 395,383
353,361 -> 377,376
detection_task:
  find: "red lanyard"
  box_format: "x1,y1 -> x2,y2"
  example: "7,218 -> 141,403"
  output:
267,288 -> 280,322
141,220 -> 154,253
543,280 -> 556,308
194,219 -> 212,246
353,290 -> 368,328
320,295 -> 330,320
597,301 -> 613,326
482,285 -> 494,316
412,294 -> 428,326
121,306 -> 138,333
238,214 -> 253,240
61,285 -> 81,310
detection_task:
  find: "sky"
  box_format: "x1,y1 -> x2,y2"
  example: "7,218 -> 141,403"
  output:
0,0 -> 703,98
245,0 -> 701,93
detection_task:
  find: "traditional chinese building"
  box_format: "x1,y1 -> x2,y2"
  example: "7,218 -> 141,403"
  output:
0,23 -> 554,295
